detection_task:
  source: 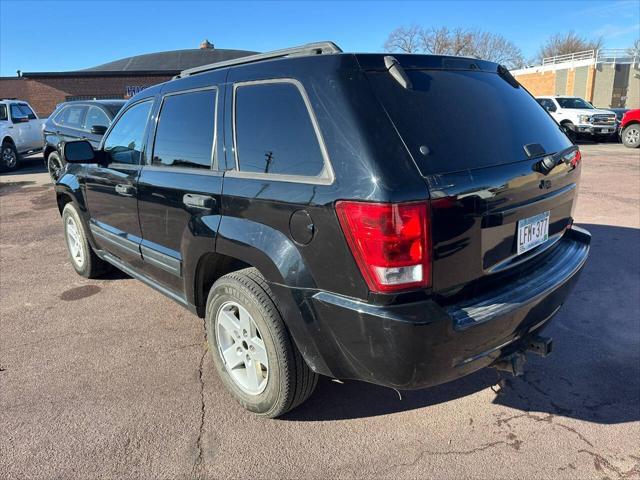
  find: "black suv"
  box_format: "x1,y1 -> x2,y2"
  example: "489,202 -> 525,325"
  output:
55,42 -> 590,417
43,99 -> 125,180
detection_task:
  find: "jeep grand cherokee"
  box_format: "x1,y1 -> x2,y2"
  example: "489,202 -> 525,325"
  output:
54,42 -> 590,417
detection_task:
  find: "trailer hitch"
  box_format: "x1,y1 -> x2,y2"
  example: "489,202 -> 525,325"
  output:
492,351 -> 526,376
491,335 -> 553,376
526,334 -> 553,357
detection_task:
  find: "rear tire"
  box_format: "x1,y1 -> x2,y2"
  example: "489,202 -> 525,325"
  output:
62,203 -> 110,278
0,142 -> 19,172
47,151 -> 66,181
205,267 -> 318,418
622,124 -> 640,148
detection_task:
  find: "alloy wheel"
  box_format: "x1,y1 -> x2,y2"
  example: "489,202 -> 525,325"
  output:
48,155 -> 63,180
625,127 -> 640,146
215,301 -> 269,395
2,147 -> 17,169
65,216 -> 85,268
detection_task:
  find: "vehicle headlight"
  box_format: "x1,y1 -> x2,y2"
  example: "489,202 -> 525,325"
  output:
578,115 -> 592,123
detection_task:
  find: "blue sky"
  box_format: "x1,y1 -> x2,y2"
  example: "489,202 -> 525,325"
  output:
1,0 -> 638,76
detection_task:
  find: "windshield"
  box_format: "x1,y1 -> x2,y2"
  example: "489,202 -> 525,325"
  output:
556,97 -> 594,109
367,69 -> 572,175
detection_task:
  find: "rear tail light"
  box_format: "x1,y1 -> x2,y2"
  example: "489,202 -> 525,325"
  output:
565,148 -> 581,167
336,201 -> 431,293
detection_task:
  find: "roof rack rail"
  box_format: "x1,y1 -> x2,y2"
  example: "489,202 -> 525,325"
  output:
176,41 -> 342,78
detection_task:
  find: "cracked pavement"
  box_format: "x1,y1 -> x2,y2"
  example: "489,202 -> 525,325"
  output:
1,143 -> 639,479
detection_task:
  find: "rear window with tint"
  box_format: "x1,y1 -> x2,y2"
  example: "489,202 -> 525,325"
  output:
367,69 -> 572,176
234,82 -> 325,177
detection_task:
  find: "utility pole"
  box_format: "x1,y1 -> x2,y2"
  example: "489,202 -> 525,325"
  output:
264,151 -> 274,173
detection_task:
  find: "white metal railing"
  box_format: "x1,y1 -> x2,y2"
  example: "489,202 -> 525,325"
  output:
542,48 -> 639,66
596,48 -> 639,65
542,50 -> 595,65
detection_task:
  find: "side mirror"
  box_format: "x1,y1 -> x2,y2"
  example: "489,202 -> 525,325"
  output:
62,140 -> 99,163
90,125 -> 108,135
13,116 -> 29,123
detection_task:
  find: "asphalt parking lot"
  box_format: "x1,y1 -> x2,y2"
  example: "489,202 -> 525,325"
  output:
1,143 -> 639,479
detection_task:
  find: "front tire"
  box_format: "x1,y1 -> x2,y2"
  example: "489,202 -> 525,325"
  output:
62,203 -> 109,278
0,142 -> 19,172
561,122 -> 577,142
622,124 -> 640,148
205,267 -> 318,418
47,151 -> 66,181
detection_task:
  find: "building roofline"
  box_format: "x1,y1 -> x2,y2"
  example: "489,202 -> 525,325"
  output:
22,70 -> 178,78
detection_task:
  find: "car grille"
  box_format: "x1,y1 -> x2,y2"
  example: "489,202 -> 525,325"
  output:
591,114 -> 616,125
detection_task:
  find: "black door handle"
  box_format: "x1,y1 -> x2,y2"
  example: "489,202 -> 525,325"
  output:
183,194 -> 216,210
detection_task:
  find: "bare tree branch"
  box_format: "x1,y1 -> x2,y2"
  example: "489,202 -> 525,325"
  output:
384,25 -> 524,68
537,31 -> 604,62
383,25 -> 423,53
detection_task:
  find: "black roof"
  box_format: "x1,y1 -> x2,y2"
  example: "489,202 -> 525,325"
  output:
23,48 -> 257,78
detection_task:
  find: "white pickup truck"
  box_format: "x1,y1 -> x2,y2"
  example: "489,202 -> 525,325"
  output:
535,96 -> 617,141
0,99 -> 46,172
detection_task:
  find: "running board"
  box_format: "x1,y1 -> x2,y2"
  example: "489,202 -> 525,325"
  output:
98,250 -> 189,309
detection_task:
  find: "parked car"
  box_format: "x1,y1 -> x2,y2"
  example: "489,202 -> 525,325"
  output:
54,43 -> 591,418
536,96 -> 617,141
619,109 -> 640,148
43,100 -> 126,180
0,99 -> 46,172
610,108 -> 629,123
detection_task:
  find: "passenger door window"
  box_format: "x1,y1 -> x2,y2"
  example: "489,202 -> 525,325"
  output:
103,100 -> 152,165
152,89 -> 216,169
56,106 -> 87,129
84,106 -> 110,130
0,105 -> 7,121
233,81 -> 328,179
11,103 -> 37,120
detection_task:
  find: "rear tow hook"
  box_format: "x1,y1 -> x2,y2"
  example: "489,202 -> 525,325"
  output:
492,351 -> 527,376
491,335 -> 553,376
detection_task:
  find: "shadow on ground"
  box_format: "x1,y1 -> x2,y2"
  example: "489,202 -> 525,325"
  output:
283,224 -> 640,424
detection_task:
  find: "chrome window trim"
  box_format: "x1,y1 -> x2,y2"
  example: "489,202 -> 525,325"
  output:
149,85 -> 219,171
231,78 -> 335,186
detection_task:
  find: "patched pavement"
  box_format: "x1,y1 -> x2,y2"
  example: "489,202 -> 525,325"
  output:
1,146 -> 639,479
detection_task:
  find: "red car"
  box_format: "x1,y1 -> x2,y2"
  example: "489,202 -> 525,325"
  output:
620,109 -> 640,148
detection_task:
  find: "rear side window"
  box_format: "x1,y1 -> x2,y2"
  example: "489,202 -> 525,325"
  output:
84,106 -> 110,130
234,81 -> 326,178
103,100 -> 152,165
55,106 -> 86,128
0,105 -> 7,121
367,69 -> 572,175
152,89 -> 216,169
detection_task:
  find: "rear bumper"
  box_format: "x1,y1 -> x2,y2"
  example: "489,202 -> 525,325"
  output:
275,227 -> 590,389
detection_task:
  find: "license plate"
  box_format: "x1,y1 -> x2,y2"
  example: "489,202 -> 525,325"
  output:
601,128 -> 611,133
517,211 -> 550,255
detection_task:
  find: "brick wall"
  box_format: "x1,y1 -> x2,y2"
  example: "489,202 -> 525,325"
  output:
0,74 -> 172,116
515,71 -> 556,96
